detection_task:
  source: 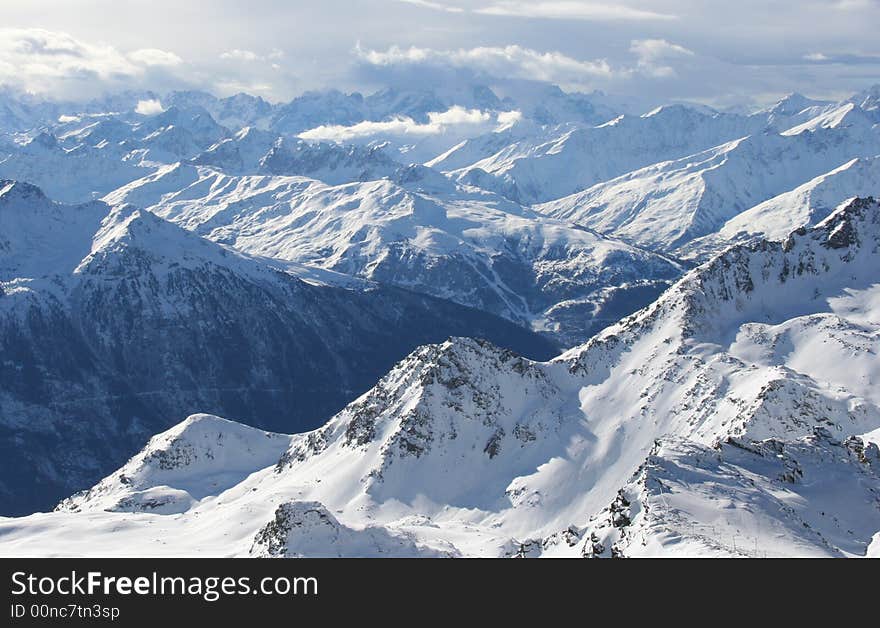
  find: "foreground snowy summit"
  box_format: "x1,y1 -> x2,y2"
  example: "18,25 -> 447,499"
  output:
2,197 -> 880,557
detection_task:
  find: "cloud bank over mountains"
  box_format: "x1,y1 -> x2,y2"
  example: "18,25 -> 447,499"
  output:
1,1 -> 878,107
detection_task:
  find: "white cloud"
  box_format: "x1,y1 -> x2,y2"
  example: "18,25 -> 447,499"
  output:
496,110 -> 523,126
298,105 -> 515,142
0,28 -> 186,98
220,48 -> 285,63
834,0 -> 875,9
475,1 -> 677,21
220,49 -> 261,61
630,39 -> 694,63
0,28 -> 284,100
214,79 -> 276,96
630,39 -> 694,78
396,0 -> 465,13
135,98 -> 165,115
0,4 -> 876,107
357,43 -> 614,85
0,28 -> 134,81
804,52 -> 830,62
430,107 -> 493,126
128,48 -> 182,67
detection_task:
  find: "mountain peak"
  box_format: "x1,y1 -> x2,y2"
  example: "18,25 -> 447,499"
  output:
768,92 -> 826,115
257,137 -> 402,183
674,196 -> 880,331
812,195 -> 877,249
76,201 -> 264,279
0,181 -> 112,279
56,413 -> 290,514
849,83 -> 880,111
275,334 -> 564,512
26,131 -> 58,150
0,179 -> 49,204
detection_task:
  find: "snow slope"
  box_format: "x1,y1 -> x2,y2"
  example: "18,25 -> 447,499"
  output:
683,156 -> 880,259
443,105 -> 767,204
536,113 -> 880,251
3,197 -> 878,556
190,130 -> 405,183
576,433 -> 879,558
104,163 -> 682,345
437,93 -> 880,215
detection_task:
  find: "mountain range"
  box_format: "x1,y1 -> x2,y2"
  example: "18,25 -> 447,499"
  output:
0,180 -> 553,514
2,197 -> 877,556
0,80 -> 879,555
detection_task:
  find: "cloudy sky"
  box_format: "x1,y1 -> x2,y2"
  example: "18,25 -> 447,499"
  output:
2,0 -> 879,107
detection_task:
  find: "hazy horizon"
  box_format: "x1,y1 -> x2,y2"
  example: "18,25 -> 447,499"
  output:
1,1 -> 879,108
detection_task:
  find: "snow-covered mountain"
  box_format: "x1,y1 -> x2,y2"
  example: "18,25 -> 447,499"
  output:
0,103 -> 240,202
4,196 -> 878,557
4,81 -> 880,556
759,92 -> 838,131
848,84 -> 880,121
104,163 -> 682,346
0,89 -> 72,133
0,132 -> 153,202
536,111 -> 880,252
188,129 -> 405,182
433,92 -> 880,212
3,84 -> 878,220
440,104 -> 768,204
496,83 -> 620,127
188,126 -> 280,172
165,91 -> 275,131
683,155 -> 880,259
257,137 -> 404,183
52,105 -> 231,168
0,180 -> 556,515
